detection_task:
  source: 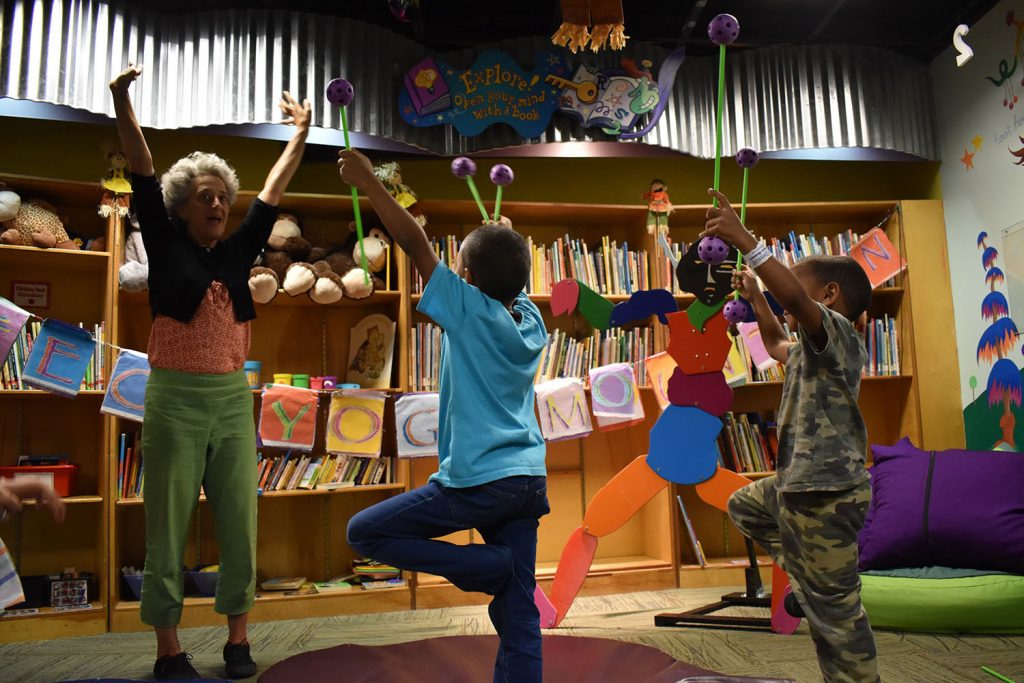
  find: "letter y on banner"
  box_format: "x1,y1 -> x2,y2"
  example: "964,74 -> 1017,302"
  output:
259,384 -> 320,450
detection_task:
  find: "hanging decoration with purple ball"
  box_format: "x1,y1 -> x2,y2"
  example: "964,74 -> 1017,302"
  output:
327,77 -> 370,284
451,157 -> 489,222
722,146 -> 760,324
490,164 -> 514,221
707,13 -> 739,209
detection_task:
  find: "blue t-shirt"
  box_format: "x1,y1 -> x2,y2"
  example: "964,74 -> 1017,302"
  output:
417,263 -> 548,487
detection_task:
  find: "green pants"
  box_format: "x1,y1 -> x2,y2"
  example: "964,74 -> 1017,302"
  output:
728,476 -> 878,683
140,368 -> 257,628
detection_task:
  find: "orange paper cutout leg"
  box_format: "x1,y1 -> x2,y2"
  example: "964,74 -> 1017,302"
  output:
695,466 -> 752,512
544,526 -> 598,627
770,563 -> 800,635
583,455 -> 667,537
534,584 -> 558,628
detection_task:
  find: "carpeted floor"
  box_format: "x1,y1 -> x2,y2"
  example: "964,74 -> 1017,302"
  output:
0,587 -> 1020,682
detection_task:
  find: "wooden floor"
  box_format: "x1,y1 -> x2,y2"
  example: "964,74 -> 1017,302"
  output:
0,587 -> 1020,682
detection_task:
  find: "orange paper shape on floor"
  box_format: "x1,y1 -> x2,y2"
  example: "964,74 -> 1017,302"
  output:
665,310 -> 731,374
583,455 -> 667,537
546,526 -> 598,627
694,466 -> 752,512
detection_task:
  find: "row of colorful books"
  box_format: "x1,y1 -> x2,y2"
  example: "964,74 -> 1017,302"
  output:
409,321 -> 443,392
534,326 -> 654,387
863,315 -> 900,376
257,452 -> 395,491
718,413 -> 778,474
116,432 -> 143,500
1,321 -> 106,391
765,230 -> 897,286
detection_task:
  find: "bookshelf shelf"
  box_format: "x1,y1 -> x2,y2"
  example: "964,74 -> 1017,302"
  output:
0,390 -> 106,396
0,244 -> 109,273
22,495 -> 103,506
120,289 -> 402,308
115,483 -> 406,507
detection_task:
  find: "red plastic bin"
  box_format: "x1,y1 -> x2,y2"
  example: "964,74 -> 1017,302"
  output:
0,465 -> 78,497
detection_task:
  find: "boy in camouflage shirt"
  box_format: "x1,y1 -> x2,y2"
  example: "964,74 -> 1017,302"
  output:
704,189 -> 878,683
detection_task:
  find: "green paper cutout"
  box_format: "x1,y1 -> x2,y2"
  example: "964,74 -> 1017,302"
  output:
686,299 -> 725,331
576,281 -> 614,330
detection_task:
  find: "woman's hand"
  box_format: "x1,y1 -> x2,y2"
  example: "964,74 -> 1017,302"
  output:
110,64 -> 143,93
279,91 -> 311,133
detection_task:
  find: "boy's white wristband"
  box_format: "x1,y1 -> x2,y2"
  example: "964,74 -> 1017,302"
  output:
743,243 -> 771,269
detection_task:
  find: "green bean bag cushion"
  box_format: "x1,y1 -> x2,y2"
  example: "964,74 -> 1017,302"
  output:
860,568 -> 1024,633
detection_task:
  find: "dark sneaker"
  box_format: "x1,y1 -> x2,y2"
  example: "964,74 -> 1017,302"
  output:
784,590 -> 805,618
223,641 -> 257,679
153,652 -> 201,680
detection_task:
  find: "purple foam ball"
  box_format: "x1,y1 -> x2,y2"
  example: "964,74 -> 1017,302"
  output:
708,14 -> 740,45
736,147 -> 760,169
326,78 -> 354,106
698,235 -> 729,265
490,164 -> 514,186
723,299 -> 749,324
451,156 -> 477,179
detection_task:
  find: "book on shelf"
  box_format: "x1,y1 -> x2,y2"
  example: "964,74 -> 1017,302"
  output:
409,322 -> 443,392
360,577 -> 407,590
762,230 -> 897,287
260,577 -> 306,591
675,495 -> 706,567
258,452 -> 396,492
2,321 -> 106,391
534,327 -> 654,387
863,315 -> 900,377
117,432 -> 144,500
717,413 -> 777,474
313,576 -> 356,592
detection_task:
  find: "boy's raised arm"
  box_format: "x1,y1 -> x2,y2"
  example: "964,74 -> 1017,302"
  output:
338,149 -> 439,284
703,189 -> 826,348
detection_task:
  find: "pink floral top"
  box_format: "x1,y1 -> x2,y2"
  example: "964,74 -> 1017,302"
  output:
148,282 -> 249,374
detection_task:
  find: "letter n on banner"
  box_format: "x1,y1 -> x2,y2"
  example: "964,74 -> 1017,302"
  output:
849,227 -> 906,288
327,390 -> 387,457
100,350 -> 150,422
535,378 -> 592,442
588,362 -> 645,431
22,319 -> 95,397
259,384 -> 320,451
395,393 -> 439,458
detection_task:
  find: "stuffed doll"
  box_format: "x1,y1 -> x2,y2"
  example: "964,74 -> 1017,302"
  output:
99,149 -> 132,219
1,190 -> 79,250
374,162 -> 426,227
643,178 -> 672,235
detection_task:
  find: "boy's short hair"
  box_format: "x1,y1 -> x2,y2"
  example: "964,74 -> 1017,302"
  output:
797,255 -> 872,321
462,224 -> 530,305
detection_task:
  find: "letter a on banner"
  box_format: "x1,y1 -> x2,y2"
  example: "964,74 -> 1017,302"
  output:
100,350 -> 150,422
327,390 -> 387,457
259,384 -> 320,451
395,393 -> 439,458
588,362 -> 644,431
22,319 -> 95,397
535,378 -> 592,442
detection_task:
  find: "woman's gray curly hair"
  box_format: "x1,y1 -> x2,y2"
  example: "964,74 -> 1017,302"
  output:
160,151 -> 240,214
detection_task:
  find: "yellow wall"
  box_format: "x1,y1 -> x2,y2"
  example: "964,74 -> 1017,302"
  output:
2,116 -> 940,204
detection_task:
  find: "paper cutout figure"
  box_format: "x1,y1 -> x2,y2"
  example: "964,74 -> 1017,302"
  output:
100,350 -> 149,422
551,279 -> 614,329
0,297 -> 30,361
849,227 -> 906,288
666,311 -> 731,374
22,319 -> 95,397
646,406 -> 722,485
395,392 -> 440,458
327,390 -> 387,456
588,363 -> 644,430
737,322 -> 778,371
675,240 -> 739,305
608,289 -> 678,326
582,455 -> 667,537
685,299 -> 725,331
722,337 -> 749,387
347,314 -> 396,389
643,352 -> 677,411
694,466 -> 752,511
666,368 -> 733,416
259,384 -> 320,451
546,526 -> 599,628
536,378 -> 593,442
535,584 -> 559,629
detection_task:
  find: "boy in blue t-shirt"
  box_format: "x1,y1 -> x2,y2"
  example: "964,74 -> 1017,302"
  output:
341,149 -> 549,683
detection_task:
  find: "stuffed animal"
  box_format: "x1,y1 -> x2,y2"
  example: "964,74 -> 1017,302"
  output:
374,162 -> 426,227
248,213 -> 314,304
306,224 -> 390,302
119,212 -> 148,292
1,190 -> 78,250
0,183 -> 20,222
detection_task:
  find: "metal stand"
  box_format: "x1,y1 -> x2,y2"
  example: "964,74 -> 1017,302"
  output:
655,537 -> 774,631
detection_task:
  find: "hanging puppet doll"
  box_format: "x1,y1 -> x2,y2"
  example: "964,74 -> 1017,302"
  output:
643,178 -> 672,235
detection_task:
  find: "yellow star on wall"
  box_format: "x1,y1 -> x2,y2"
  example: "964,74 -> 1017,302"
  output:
961,148 -> 975,170
972,135 -> 983,151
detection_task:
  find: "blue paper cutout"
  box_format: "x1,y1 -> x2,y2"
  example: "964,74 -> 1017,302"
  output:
646,405 -> 722,485
609,289 -> 679,327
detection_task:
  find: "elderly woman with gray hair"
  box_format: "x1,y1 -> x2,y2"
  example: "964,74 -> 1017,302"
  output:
110,64 -> 309,681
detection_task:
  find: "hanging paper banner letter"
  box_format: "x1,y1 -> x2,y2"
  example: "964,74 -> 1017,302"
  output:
849,227 -> 906,289
327,390 -> 387,456
0,297 -> 31,362
22,319 -> 95,397
536,378 -> 592,442
100,350 -> 150,422
395,393 -> 440,458
589,363 -> 644,430
259,384 -> 320,451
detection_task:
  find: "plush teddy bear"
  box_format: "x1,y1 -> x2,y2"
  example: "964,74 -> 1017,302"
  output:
248,212 -> 315,304
119,212 -> 148,292
305,225 -> 391,303
0,186 -> 78,250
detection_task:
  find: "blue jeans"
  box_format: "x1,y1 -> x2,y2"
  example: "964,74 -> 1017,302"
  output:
348,476 -> 550,683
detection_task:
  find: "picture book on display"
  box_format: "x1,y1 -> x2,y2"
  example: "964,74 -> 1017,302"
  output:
347,314 -> 396,389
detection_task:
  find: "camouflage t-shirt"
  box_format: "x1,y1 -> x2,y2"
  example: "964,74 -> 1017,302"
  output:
775,303 -> 869,493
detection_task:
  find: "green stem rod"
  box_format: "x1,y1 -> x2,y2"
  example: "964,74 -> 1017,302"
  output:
712,43 -> 726,208
466,177 -> 489,221
340,105 -> 370,285
494,186 -> 503,222
733,168 -> 750,299
982,666 -> 1017,683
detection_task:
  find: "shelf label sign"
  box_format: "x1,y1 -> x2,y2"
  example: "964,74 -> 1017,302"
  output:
11,281 -> 49,309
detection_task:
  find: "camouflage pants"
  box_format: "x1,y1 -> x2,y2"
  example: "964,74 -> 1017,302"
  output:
728,476 -> 879,683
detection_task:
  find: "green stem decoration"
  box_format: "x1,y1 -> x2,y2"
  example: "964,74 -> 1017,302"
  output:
712,43 -> 726,208
733,165 -> 749,299
493,186 -> 503,222
466,177 -> 489,221
340,105 -> 370,285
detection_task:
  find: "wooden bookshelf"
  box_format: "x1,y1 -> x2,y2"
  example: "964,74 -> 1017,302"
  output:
0,174 -> 115,643
1,171 -> 959,641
